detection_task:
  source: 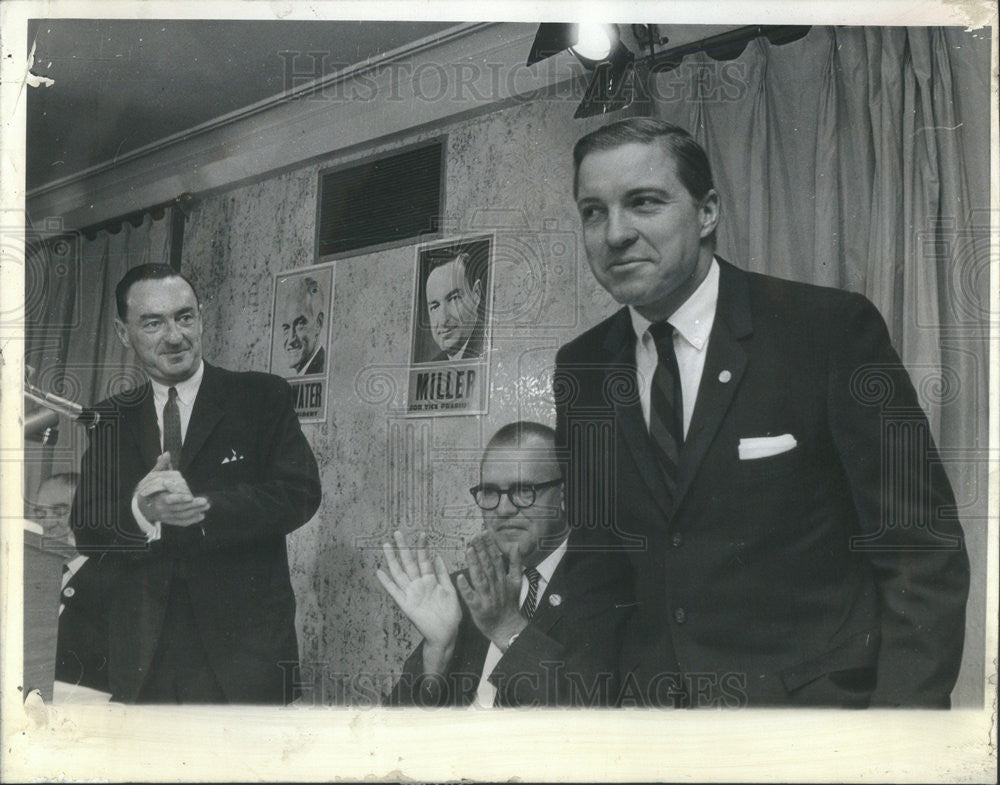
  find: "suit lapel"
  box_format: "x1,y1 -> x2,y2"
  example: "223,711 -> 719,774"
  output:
119,384 -> 159,469
674,260 -> 752,511
527,549 -> 574,630
180,364 -> 226,473
601,310 -> 676,522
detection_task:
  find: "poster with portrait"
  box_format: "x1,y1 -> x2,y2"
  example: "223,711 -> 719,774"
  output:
407,234 -> 494,415
269,263 -> 335,422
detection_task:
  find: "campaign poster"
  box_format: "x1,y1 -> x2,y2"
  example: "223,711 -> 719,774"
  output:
269,263 -> 335,422
407,234 -> 493,416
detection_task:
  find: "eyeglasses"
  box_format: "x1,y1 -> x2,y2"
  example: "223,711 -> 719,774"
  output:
28,503 -> 71,519
469,478 -> 563,510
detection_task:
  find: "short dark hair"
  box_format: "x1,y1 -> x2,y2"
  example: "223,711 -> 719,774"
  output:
481,421 -> 559,473
115,264 -> 200,320
572,118 -> 715,202
427,250 -> 481,292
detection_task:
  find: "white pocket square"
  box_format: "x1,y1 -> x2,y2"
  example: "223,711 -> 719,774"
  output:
221,449 -> 245,464
738,434 -> 797,460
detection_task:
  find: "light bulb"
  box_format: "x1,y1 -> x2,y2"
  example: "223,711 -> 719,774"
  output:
572,24 -> 614,61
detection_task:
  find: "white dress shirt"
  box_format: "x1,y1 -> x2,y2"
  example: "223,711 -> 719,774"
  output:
473,537 -> 568,707
131,361 -> 205,541
629,259 -> 720,437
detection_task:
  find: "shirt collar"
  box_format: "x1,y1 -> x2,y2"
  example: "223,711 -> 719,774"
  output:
299,343 -> 322,374
64,553 -> 88,577
447,335 -> 472,361
628,257 -> 720,351
149,360 -> 205,407
531,536 -> 568,585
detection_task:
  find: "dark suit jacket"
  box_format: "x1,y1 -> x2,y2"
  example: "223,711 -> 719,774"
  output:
386,550 -> 633,707
427,324 -> 485,363
301,345 -> 325,375
55,555 -> 113,693
70,363 -> 321,704
555,259 -> 970,707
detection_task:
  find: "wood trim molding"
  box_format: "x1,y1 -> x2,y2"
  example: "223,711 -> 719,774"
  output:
27,22 -> 585,230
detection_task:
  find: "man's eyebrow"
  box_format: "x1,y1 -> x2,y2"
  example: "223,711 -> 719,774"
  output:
577,186 -> 670,203
627,185 -> 670,195
138,306 -> 195,320
427,286 -> 462,302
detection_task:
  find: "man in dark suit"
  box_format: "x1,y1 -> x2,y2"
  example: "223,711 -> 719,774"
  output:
56,549 -> 113,694
423,252 -> 485,363
31,472 -> 111,694
555,118 -> 970,708
278,274 -> 326,376
380,422 -> 631,707
71,263 -> 321,704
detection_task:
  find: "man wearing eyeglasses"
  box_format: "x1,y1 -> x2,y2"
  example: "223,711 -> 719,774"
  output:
379,421 -> 632,707
28,472 -> 112,695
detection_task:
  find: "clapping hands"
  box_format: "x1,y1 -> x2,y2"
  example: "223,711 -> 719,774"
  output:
135,452 -> 211,527
457,533 -> 528,651
377,531 -> 462,677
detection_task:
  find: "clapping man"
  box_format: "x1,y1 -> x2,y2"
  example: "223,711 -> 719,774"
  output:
379,422 -> 630,707
71,263 -> 321,703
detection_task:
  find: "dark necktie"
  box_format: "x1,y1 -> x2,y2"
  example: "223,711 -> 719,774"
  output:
521,567 -> 541,619
648,322 -> 684,501
163,386 -> 182,469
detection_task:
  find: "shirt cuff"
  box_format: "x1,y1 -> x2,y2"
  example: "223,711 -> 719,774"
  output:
131,494 -> 162,543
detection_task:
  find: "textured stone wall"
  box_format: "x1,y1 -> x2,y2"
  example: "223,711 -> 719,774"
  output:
181,95 -> 612,703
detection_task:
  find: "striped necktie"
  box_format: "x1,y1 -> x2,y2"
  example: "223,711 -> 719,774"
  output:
647,322 -> 684,503
521,567 -> 541,619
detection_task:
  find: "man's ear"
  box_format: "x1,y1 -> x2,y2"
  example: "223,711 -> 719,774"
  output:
113,318 -> 131,349
699,189 -> 720,239
471,278 -> 483,306
316,311 -> 324,329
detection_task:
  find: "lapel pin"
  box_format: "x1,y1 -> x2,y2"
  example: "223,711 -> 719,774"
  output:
63,586 -> 75,598
718,370 -> 732,383
548,593 -> 562,607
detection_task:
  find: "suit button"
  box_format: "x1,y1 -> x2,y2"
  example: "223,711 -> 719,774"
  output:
673,607 -> 686,624
62,586 -> 75,598
671,532 -> 683,548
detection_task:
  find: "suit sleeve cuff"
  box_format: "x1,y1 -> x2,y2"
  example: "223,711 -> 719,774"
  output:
131,494 -> 162,543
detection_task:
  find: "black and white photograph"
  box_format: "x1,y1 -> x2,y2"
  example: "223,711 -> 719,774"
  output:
270,264 -> 334,421
1,1 -> 996,782
407,234 -> 493,415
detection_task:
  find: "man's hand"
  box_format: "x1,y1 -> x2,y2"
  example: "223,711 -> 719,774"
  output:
135,452 -> 211,528
377,530 -> 462,677
456,533 -> 528,651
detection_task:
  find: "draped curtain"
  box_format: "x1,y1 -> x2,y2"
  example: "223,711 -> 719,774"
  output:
24,211 -> 173,500
650,25 -> 990,707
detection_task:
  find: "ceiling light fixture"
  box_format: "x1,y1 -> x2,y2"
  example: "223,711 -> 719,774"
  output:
526,23 -> 640,119
526,23 -> 811,119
